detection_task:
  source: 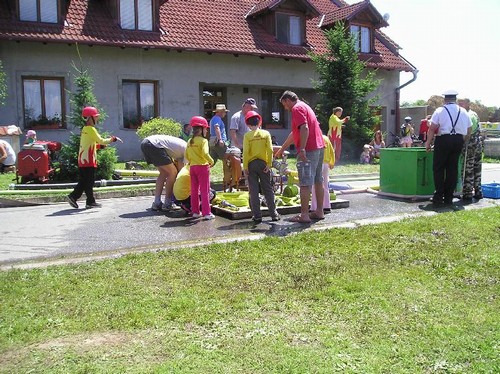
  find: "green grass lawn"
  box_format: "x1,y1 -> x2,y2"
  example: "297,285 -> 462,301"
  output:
1,207 -> 499,373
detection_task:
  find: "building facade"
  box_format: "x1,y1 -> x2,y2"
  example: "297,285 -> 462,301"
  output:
0,0 -> 415,160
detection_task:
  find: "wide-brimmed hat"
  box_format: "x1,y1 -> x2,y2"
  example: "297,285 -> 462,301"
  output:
213,104 -> 229,112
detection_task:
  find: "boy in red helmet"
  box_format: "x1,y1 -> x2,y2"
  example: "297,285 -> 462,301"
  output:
243,110 -> 280,223
67,106 -> 122,209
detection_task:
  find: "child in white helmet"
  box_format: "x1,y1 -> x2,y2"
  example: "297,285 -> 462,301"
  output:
400,116 -> 414,147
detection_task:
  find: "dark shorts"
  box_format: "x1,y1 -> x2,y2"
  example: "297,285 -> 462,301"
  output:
141,139 -> 173,167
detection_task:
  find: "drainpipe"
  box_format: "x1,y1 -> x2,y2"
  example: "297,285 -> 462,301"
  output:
395,68 -> 418,135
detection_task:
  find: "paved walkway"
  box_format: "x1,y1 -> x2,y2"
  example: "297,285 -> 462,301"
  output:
1,164 -> 499,270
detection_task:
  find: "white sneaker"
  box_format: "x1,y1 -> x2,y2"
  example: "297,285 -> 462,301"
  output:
192,213 -> 202,218
163,202 -> 181,211
151,202 -> 162,211
203,213 -> 215,220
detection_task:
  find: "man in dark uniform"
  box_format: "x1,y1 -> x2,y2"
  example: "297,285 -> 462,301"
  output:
425,90 -> 472,206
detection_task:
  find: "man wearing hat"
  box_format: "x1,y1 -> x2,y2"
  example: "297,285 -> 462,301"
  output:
425,90 -> 472,206
229,98 -> 257,151
209,104 -> 229,165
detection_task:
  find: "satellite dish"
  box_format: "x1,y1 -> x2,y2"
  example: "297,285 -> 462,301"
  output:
383,13 -> 390,21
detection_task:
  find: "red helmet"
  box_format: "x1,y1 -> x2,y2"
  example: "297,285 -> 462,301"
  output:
189,116 -> 209,128
245,110 -> 262,125
82,106 -> 100,117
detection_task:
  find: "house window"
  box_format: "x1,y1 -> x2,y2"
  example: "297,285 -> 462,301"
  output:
19,0 -> 58,23
22,77 -> 64,129
122,80 -> 158,129
120,0 -> 153,31
276,13 -> 302,45
261,89 -> 287,129
350,25 -> 371,53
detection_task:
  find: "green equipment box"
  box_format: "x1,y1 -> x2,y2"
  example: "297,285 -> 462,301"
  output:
380,148 -> 434,196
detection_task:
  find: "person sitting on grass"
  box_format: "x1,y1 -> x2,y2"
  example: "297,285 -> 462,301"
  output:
0,139 -> 16,174
369,130 -> 385,162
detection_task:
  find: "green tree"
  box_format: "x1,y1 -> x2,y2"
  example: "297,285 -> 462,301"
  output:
310,22 -> 380,161
0,59 -> 7,106
55,62 -> 117,181
401,99 -> 427,107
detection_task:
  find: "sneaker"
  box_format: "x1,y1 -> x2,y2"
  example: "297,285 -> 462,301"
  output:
162,202 -> 181,211
474,193 -> 483,200
271,214 -> 281,222
462,194 -> 473,202
252,217 -> 263,224
192,213 -> 202,218
203,213 -> 216,220
85,202 -> 102,209
67,195 -> 78,209
151,202 -> 162,211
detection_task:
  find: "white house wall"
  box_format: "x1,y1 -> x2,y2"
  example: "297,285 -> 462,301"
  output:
0,41 -> 399,161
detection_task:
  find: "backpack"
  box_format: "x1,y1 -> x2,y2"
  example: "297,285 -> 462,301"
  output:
400,124 -> 407,137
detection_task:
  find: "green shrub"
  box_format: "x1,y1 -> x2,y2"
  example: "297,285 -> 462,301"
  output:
136,117 -> 182,139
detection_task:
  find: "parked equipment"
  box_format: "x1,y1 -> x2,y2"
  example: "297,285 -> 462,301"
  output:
16,141 -> 61,183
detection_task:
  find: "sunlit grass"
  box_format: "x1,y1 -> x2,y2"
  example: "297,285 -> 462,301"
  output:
1,207 -> 499,372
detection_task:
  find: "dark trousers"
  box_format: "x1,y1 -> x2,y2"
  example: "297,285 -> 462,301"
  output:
433,135 -> 464,203
69,167 -> 96,205
248,159 -> 277,219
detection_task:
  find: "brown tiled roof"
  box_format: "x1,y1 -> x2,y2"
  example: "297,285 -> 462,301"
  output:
321,1 -> 388,28
0,0 -> 413,71
247,0 -> 320,19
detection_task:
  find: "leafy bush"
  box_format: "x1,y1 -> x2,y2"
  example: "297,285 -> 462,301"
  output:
54,132 -> 118,182
136,117 -> 182,139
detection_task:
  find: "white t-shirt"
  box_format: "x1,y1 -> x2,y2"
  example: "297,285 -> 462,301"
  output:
430,103 -> 472,135
0,139 -> 16,165
145,135 -> 187,161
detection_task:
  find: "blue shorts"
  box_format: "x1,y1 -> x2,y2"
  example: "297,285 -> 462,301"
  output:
297,148 -> 324,187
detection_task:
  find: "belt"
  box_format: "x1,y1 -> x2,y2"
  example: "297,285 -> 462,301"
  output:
437,133 -> 462,136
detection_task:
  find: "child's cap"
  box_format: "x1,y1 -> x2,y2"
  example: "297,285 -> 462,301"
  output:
26,130 -> 37,137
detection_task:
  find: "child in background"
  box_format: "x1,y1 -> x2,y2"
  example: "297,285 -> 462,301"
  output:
311,135 -> 335,213
67,106 -> 122,209
243,110 -> 280,223
359,144 -> 372,164
369,130 -> 385,161
179,123 -> 192,142
185,116 -> 215,220
400,116 -> 414,147
24,130 -> 37,145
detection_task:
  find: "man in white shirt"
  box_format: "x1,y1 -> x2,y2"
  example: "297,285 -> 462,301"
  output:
425,90 -> 472,206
